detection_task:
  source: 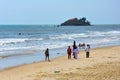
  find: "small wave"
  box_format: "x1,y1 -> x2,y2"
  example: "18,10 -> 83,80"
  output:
0,38 -> 28,46
0,39 -> 71,52
0,46 -> 32,51
44,33 -> 88,40
42,31 -> 120,41
24,38 -> 43,42
89,37 -> 120,45
0,38 -> 43,46
38,41 -> 71,51
88,31 -> 120,36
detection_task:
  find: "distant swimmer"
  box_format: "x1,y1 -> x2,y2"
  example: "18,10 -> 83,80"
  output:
57,25 -> 60,28
19,33 -> 21,35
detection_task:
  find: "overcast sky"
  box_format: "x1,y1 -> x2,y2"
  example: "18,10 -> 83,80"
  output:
0,0 -> 120,25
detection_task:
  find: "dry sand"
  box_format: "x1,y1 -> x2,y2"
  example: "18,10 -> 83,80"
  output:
0,46 -> 120,80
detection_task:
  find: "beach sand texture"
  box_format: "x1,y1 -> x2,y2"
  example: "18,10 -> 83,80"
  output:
0,46 -> 120,80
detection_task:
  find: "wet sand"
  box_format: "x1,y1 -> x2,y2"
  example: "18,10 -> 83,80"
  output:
0,50 -> 35,58
0,46 -> 120,80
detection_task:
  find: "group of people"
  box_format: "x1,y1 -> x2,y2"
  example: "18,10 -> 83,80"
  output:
44,41 -> 90,61
67,41 -> 90,59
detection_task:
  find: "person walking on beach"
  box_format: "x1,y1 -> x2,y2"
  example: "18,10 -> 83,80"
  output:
85,44 -> 90,58
73,41 -> 79,59
73,41 -> 76,58
73,46 -> 79,59
45,48 -> 50,61
67,46 -> 72,59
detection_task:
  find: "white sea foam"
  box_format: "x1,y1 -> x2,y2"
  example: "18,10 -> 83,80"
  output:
0,38 -> 27,45
88,31 -> 120,37
49,33 -> 88,40
47,30 -> 120,41
0,30 -> 120,52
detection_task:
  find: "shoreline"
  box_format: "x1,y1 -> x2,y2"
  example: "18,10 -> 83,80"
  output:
0,45 -> 119,70
0,45 -> 120,80
0,45 -> 119,71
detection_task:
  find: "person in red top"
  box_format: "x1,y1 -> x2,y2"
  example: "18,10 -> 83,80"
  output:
67,46 -> 72,59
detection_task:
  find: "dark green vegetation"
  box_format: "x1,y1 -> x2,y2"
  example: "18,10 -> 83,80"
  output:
61,17 -> 91,26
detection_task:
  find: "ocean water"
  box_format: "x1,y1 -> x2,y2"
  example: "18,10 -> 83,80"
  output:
0,25 -> 120,70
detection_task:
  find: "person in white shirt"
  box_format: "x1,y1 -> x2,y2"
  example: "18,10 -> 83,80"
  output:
85,44 -> 90,58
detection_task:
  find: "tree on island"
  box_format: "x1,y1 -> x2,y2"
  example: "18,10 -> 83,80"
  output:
61,17 -> 91,26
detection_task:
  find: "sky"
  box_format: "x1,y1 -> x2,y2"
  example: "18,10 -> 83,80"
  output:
0,0 -> 120,25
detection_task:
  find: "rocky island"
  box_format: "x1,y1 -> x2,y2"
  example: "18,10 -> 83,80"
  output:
61,17 -> 91,26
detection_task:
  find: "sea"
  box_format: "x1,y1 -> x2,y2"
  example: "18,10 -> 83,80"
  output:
0,25 -> 120,70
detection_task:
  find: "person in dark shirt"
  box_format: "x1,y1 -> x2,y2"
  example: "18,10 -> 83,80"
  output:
73,41 -> 77,59
45,48 -> 50,61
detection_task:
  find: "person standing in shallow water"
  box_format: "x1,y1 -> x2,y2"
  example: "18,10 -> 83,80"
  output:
45,48 -> 50,61
67,46 -> 72,59
85,44 -> 90,58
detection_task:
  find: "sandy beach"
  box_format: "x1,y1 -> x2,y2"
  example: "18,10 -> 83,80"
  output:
0,46 -> 120,80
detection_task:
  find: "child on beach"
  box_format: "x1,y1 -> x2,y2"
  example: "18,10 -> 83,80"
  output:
85,44 -> 90,58
45,48 -> 50,61
67,46 -> 72,59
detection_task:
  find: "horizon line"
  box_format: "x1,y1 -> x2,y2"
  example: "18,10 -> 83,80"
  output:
0,23 -> 120,26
